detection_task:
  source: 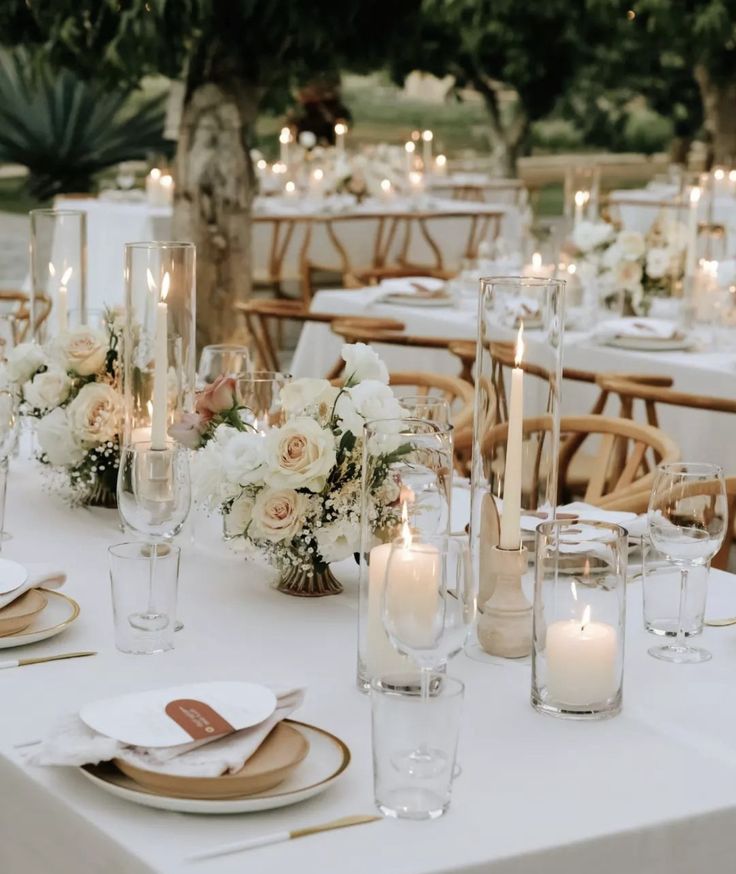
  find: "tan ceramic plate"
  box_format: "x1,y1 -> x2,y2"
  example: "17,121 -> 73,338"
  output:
0,589 -> 48,637
114,721 -> 310,800
0,589 -> 79,649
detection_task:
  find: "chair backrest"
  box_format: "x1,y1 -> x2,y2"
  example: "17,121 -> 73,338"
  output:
480,413 -> 680,508
0,291 -> 52,342
387,371 -> 474,431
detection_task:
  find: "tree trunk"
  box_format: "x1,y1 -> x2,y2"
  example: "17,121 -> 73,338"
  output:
694,65 -> 736,166
474,76 -> 529,177
172,81 -> 259,348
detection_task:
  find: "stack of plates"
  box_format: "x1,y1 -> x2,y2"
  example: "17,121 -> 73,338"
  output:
0,558 -> 78,648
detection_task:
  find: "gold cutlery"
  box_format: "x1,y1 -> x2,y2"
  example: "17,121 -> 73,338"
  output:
0,651 -> 96,670
189,814 -> 382,861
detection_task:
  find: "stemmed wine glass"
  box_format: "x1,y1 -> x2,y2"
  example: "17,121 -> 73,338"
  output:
647,462 -> 727,664
381,532 -> 475,771
0,389 -> 19,545
117,442 -> 191,631
196,344 -> 252,388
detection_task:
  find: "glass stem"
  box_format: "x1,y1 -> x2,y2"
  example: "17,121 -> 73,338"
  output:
420,665 -> 431,702
147,544 -> 158,615
675,566 -> 689,650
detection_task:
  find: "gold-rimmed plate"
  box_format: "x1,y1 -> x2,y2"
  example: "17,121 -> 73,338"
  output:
79,720 -> 351,814
0,589 -> 79,649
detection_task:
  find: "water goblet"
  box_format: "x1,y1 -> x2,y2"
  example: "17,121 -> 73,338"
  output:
196,344 -> 252,387
235,371 -> 291,431
647,462 -> 727,664
117,442 -> 191,632
398,395 -> 452,427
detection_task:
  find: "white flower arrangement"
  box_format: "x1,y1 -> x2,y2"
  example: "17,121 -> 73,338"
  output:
570,216 -> 688,315
5,320 -> 123,505
188,344 -> 408,577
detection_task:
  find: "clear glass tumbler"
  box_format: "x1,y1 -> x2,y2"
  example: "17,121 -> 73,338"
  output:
109,542 -> 180,654
371,674 -> 464,820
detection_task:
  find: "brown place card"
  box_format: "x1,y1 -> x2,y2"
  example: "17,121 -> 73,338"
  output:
165,699 -> 236,741
0,589 -> 47,637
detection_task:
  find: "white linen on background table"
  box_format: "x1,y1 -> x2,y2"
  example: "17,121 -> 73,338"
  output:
289,288 -> 736,471
3,462 -> 736,873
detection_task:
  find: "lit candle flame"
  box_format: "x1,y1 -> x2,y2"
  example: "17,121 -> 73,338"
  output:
435,154 -> 447,167
256,159 -> 267,170
405,141 -> 415,154
581,604 -> 591,632
422,129 -> 433,142
160,272 -> 170,302
380,178 -> 392,192
149,168 -> 161,181
279,127 -> 291,144
714,168 -> 725,181
574,190 -> 588,207
160,174 -> 173,189
334,122 -> 348,136
313,168 -> 324,181
409,171 -> 423,186
531,252 -> 542,269
401,501 -> 412,549
285,180 -> 296,193
730,170 -> 736,183
514,323 -> 525,368
690,186 -> 701,205
567,263 -> 577,275
60,266 -> 72,286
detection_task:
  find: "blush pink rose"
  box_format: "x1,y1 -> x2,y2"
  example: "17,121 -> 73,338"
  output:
195,376 -> 238,416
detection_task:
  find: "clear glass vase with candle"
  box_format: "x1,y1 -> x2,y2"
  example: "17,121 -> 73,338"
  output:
122,242 -> 196,447
30,209 -> 87,341
532,519 -> 627,720
357,418 -> 454,691
468,276 -> 565,662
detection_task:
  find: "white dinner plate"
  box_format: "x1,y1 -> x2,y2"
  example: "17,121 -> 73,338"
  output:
79,720 -> 350,814
0,559 -> 28,595
603,335 -> 694,352
381,294 -> 452,308
0,589 -> 79,649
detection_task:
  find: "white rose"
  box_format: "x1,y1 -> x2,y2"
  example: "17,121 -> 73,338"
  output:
575,258 -> 599,285
616,230 -> 646,260
192,441 -> 239,506
224,493 -> 254,538
572,221 -> 614,253
645,247 -> 672,280
220,431 -> 266,486
66,382 -> 122,445
601,244 -> 623,270
264,417 -> 336,492
613,259 -> 643,292
341,343 -> 389,385
250,488 -> 308,542
58,328 -> 107,376
36,407 -> 85,467
349,380 -> 403,425
280,378 -> 338,417
7,343 -> 46,384
23,367 -> 71,411
316,518 -> 360,563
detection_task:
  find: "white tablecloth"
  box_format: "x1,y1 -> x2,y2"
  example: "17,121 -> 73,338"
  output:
53,196 -> 519,308
289,289 -> 736,471
2,463 -> 736,872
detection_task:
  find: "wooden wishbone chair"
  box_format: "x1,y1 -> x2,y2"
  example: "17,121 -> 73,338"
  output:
0,291 -> 52,342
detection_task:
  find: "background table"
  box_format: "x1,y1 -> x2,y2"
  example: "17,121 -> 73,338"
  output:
2,462 -> 736,873
290,288 -> 736,471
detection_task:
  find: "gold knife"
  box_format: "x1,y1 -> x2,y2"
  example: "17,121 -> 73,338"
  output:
189,814 -> 382,861
0,651 -> 96,670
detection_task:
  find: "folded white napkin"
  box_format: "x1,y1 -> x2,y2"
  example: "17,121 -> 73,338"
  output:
594,318 -> 679,341
379,276 -> 445,294
0,566 -> 65,610
29,687 -> 304,779
519,502 -> 645,538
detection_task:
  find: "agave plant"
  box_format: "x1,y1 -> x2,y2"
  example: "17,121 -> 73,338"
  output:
0,49 -> 168,200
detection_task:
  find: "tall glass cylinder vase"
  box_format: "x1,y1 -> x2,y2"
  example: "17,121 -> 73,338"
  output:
357,418 -> 454,691
532,520 -> 627,719
30,209 -> 87,340
469,276 -> 565,661
123,242 -> 196,446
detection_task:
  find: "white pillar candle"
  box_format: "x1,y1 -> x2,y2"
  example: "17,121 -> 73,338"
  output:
404,141 -> 416,176
334,122 -> 347,154
499,325 -> 525,550
686,186 -> 701,278
422,129 -> 433,171
367,542 -> 410,677
159,174 -> 174,206
279,127 -> 290,166
545,606 -> 618,705
149,270 -> 170,451
383,536 -> 440,650
573,190 -> 587,227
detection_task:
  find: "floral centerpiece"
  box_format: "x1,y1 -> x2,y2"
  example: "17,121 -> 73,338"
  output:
569,216 -> 688,315
5,320 -> 122,507
179,344 -> 408,597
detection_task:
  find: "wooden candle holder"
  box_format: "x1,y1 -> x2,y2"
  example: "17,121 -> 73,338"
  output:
477,545 -> 531,659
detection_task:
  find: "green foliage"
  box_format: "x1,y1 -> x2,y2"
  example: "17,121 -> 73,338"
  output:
0,49 -> 167,199
530,119 -> 584,153
623,106 -> 674,154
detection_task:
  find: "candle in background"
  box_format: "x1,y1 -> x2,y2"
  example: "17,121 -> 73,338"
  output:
149,270 -> 170,451
379,178 -> 394,201
272,161 -> 287,176
408,170 -> 424,196
367,540 -> 409,676
279,127 -> 291,165
256,159 -> 267,172
434,153 -> 448,176
573,190 -> 588,227
49,263 -> 72,333
421,129 -> 434,171
729,169 -> 736,195
309,168 -> 324,195
532,252 -> 542,271
686,186 -> 701,278
159,174 -> 174,206
545,602 -> 618,705
284,180 -> 298,199
404,141 -> 416,175
334,121 -> 348,154
499,324 -> 525,550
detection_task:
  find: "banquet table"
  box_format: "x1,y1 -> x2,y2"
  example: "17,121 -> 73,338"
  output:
52,195 -> 519,310
290,287 -> 736,471
3,463 -> 736,873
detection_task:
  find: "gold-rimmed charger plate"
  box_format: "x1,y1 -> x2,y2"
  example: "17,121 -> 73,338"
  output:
114,721 -> 310,799
80,720 -> 351,815
0,589 -> 79,649
0,589 -> 48,637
